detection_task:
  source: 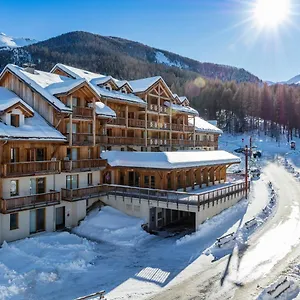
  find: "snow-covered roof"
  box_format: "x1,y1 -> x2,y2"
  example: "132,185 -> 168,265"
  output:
0,87 -> 34,115
46,78 -> 86,95
114,80 -> 133,91
0,88 -> 66,141
101,150 -> 240,169
52,64 -> 146,105
164,101 -> 198,116
93,85 -> 146,105
1,65 -> 72,113
179,96 -> 188,103
52,63 -> 106,81
95,102 -> 116,118
128,76 -> 163,93
189,116 -> 223,134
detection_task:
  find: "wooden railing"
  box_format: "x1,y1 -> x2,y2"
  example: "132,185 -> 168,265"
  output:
61,185 -> 106,201
108,117 -> 126,126
148,104 -> 168,114
184,125 -> 194,132
72,107 -> 93,118
172,124 -> 184,131
102,181 -> 248,210
171,139 -> 194,146
147,138 -> 169,146
65,133 -> 94,146
1,191 -> 60,213
107,137 -> 145,146
2,161 -> 61,177
128,119 -> 145,128
147,121 -> 170,130
62,159 -> 107,171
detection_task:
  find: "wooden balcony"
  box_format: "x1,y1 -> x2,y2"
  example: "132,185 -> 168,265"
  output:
72,107 -> 93,118
148,138 -> 169,146
148,104 -> 168,114
65,133 -> 94,146
147,121 -> 170,130
107,137 -> 145,146
107,117 -> 126,126
1,191 -> 60,213
62,159 -> 107,172
171,139 -> 194,147
184,125 -> 195,132
2,161 -> 61,178
128,118 -> 145,128
172,124 -> 184,131
61,185 -> 106,201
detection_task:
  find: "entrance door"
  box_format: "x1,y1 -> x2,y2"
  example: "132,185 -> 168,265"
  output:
56,207 -> 65,230
30,208 -> 45,234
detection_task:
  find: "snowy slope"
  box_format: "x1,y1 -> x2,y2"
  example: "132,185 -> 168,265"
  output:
155,51 -> 188,69
0,32 -> 37,50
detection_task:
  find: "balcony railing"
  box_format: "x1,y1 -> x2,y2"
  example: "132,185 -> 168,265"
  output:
147,138 -> 169,146
171,139 -> 194,147
172,124 -> 184,131
128,119 -> 145,128
65,133 -> 94,146
2,161 -> 61,178
72,107 -> 93,118
107,137 -> 145,146
148,104 -> 168,114
61,185 -> 106,201
1,191 -> 60,213
147,121 -> 170,130
184,125 -> 195,132
107,117 -> 126,126
62,159 -> 107,172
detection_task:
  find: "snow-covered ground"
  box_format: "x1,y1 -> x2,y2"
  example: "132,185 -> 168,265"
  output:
0,133 -> 299,300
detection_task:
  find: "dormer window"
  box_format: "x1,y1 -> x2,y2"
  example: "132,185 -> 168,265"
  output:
105,84 -> 112,91
11,114 -> 20,127
121,87 -> 127,94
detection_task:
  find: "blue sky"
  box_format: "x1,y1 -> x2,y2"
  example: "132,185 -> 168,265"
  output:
1,0 -> 299,82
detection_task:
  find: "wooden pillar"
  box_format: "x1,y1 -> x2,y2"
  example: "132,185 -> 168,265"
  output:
68,95 -> 73,147
171,170 -> 177,190
161,172 -> 167,190
145,95 -> 148,148
203,167 -> 209,186
209,167 -> 215,185
216,166 -> 221,181
140,172 -> 145,188
125,105 -> 128,128
190,169 -> 195,190
92,98 -> 96,146
124,170 -> 129,186
182,170 -> 187,192
196,167 -> 202,188
114,169 -> 120,185
155,172 -> 161,190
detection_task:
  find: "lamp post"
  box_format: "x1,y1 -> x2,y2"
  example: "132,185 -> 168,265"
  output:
245,145 -> 248,199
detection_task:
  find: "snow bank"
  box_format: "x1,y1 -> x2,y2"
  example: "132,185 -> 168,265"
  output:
0,232 -> 98,299
73,206 -> 152,247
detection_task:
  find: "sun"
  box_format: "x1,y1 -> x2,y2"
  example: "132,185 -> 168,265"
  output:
254,0 -> 291,28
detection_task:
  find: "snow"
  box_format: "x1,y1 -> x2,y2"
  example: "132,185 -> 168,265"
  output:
0,87 -> 34,114
101,150 -> 241,169
95,101 -> 116,118
155,51 -> 188,69
45,78 -> 86,95
1,65 -> 72,113
0,32 -> 37,49
0,88 -> 66,141
164,101 -> 199,116
129,76 -> 162,93
189,116 -> 223,134
73,206 -> 151,247
52,64 -> 146,105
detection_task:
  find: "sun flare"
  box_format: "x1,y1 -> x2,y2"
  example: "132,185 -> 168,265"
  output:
254,0 -> 290,28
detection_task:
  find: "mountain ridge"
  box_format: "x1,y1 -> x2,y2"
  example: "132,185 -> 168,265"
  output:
0,32 -> 38,50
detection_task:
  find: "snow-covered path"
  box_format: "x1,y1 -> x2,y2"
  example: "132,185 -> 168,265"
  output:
149,162 -> 300,300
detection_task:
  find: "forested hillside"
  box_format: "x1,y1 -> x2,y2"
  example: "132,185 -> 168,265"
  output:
1,31 -> 298,136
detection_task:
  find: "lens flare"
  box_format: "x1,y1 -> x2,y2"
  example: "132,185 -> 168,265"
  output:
254,0 -> 290,28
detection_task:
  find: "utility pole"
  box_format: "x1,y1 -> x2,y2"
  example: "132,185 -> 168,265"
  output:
249,136 -> 252,157
245,145 -> 248,199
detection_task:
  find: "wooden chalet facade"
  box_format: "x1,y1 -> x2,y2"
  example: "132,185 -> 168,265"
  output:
0,63 -> 233,243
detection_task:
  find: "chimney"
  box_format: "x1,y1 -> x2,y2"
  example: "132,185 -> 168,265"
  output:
23,63 -> 36,74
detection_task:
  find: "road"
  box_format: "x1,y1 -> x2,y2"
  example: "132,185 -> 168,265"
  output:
149,162 -> 300,300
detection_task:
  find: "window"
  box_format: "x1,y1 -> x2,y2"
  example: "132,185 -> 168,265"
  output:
36,148 -> 46,161
121,87 -> 127,94
128,112 -> 134,119
87,123 -> 93,133
88,148 -> 92,159
11,114 -> 20,127
10,180 -> 19,196
10,148 -> 19,163
67,97 -> 78,108
66,175 -> 79,189
88,173 -> 93,186
30,208 -> 45,233
10,213 -> 18,230
36,178 -> 46,194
